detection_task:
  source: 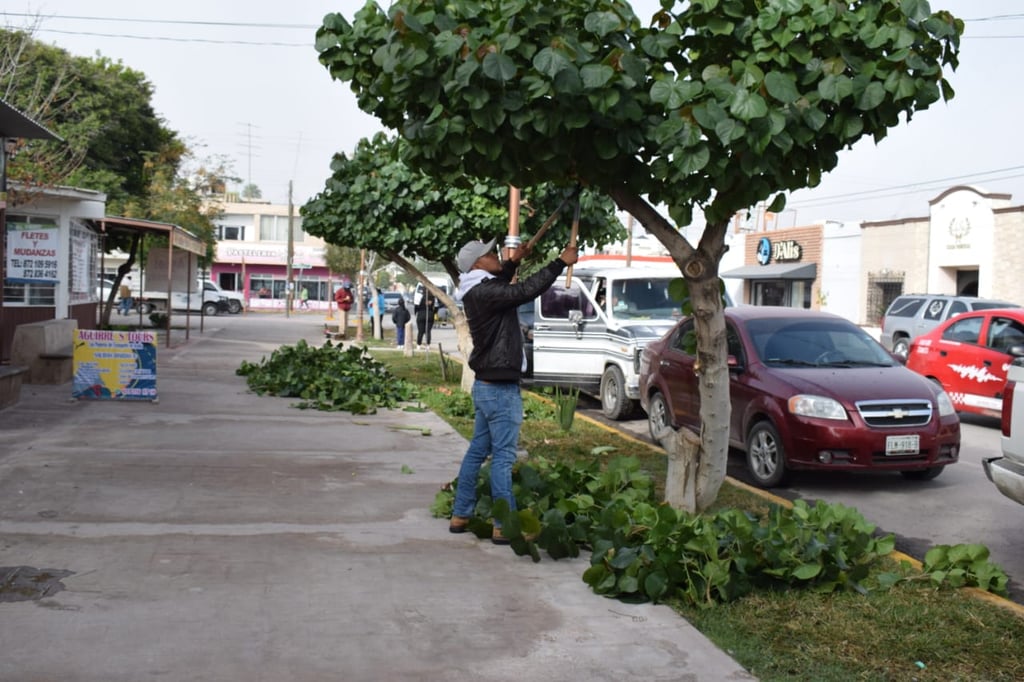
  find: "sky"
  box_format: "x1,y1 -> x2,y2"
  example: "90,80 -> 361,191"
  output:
3,1 -> 1022,228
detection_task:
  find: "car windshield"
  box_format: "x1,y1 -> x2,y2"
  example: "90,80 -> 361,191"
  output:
748,318 -> 896,367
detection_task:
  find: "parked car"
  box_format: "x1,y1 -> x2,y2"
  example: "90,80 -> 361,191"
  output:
639,307 -> 961,488
383,291 -> 404,313
880,294 -> 1019,359
983,358 -> 1024,505
905,308 -> 1024,418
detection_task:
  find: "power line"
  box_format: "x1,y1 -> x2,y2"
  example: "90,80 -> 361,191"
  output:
32,28 -> 311,47
788,166 -> 1024,209
1,12 -> 317,29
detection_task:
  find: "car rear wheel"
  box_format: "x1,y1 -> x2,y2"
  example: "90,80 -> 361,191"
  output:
202,301 -> 219,316
600,365 -> 632,421
892,337 -> 910,360
138,302 -> 153,315
901,466 -> 945,481
646,391 -> 674,442
746,421 -> 790,488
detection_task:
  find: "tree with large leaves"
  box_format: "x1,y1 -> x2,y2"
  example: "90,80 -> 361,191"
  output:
315,0 -> 962,511
301,132 -> 625,386
1,28 -> 218,326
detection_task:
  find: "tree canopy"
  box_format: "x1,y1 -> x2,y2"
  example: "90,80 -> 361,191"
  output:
0,28 -> 177,211
318,0 -> 960,230
301,132 -> 625,284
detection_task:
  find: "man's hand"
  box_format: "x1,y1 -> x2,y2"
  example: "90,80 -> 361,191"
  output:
559,245 -> 579,266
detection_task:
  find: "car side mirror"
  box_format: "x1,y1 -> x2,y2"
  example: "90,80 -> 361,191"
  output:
1008,344 -> 1024,358
727,354 -> 744,372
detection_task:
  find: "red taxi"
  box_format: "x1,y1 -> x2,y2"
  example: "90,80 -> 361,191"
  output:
906,308 -> 1024,418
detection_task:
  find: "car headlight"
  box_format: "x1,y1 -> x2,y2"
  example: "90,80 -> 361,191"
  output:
788,394 -> 847,420
935,390 -> 956,417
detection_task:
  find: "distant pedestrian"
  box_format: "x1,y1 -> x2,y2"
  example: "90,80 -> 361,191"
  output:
415,290 -> 434,348
300,287 -> 310,309
368,291 -> 386,336
391,298 -> 411,347
117,277 -> 134,315
334,282 -> 354,338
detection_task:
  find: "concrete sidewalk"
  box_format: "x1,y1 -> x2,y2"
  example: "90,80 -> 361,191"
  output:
0,314 -> 755,682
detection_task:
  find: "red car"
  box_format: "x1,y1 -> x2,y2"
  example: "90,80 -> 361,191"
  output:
906,308 -> 1024,418
639,307 -> 961,488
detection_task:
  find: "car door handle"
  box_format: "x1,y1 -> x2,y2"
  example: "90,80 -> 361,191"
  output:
984,360 -> 992,367
534,324 -> 551,331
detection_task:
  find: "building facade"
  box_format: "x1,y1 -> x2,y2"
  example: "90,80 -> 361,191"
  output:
861,185 -> 1024,325
209,200 -> 334,310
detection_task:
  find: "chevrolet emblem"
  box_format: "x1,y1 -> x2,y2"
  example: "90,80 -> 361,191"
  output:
892,408 -> 905,419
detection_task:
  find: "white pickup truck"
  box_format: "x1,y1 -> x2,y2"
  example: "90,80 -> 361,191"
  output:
137,280 -> 244,316
984,358 -> 1024,505
521,260 -> 690,420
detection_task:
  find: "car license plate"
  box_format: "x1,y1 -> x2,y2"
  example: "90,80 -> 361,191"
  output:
885,434 -> 920,456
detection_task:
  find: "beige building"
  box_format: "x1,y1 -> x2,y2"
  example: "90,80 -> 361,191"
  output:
861,185 -> 1024,325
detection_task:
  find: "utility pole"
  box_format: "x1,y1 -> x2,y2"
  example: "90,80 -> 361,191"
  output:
286,181 -> 294,318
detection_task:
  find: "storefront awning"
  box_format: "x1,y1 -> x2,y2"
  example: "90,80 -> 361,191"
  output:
720,263 -> 817,280
100,216 -> 205,256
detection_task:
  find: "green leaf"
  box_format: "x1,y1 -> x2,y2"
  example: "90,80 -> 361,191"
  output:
764,71 -> 800,104
729,89 -> 768,121
793,563 -> 822,580
855,81 -> 886,111
580,64 -> 614,89
482,52 -> 517,82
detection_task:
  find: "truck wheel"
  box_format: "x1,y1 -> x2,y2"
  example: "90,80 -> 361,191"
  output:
901,466 -> 945,481
746,421 -> 790,488
646,391 -> 674,442
892,337 -> 910,360
202,301 -> 219,316
138,302 -> 153,315
227,300 -> 242,314
600,365 -> 632,421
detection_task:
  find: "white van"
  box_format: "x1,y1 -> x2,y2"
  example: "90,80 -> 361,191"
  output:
522,260 -> 692,420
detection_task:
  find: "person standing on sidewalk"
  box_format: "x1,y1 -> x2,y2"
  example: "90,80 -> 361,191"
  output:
448,237 -> 578,544
391,297 -> 411,348
117,277 -> 134,315
415,289 -> 434,349
334,282 -> 353,338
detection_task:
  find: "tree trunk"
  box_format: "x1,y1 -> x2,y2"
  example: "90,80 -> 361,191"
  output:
606,188 -> 731,513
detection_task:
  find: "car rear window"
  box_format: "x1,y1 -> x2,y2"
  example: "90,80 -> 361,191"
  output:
886,297 -> 925,318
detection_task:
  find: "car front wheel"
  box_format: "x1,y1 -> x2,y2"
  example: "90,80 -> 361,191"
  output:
202,301 -> 219,316
646,391 -> 674,443
746,421 -> 790,488
227,299 -> 242,314
600,365 -> 632,421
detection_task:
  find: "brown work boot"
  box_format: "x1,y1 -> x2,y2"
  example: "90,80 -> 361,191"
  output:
449,516 -> 470,534
491,527 -> 511,545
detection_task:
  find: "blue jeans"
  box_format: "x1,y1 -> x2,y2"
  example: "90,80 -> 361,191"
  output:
453,380 -> 523,525
118,297 -> 133,315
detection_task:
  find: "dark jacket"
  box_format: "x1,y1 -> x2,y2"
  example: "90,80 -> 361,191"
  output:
460,258 -> 567,382
392,300 -> 411,327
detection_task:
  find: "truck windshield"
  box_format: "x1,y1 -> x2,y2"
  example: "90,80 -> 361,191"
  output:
611,278 -> 678,319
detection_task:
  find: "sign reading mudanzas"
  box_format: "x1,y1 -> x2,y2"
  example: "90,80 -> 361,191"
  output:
72,330 -> 157,401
